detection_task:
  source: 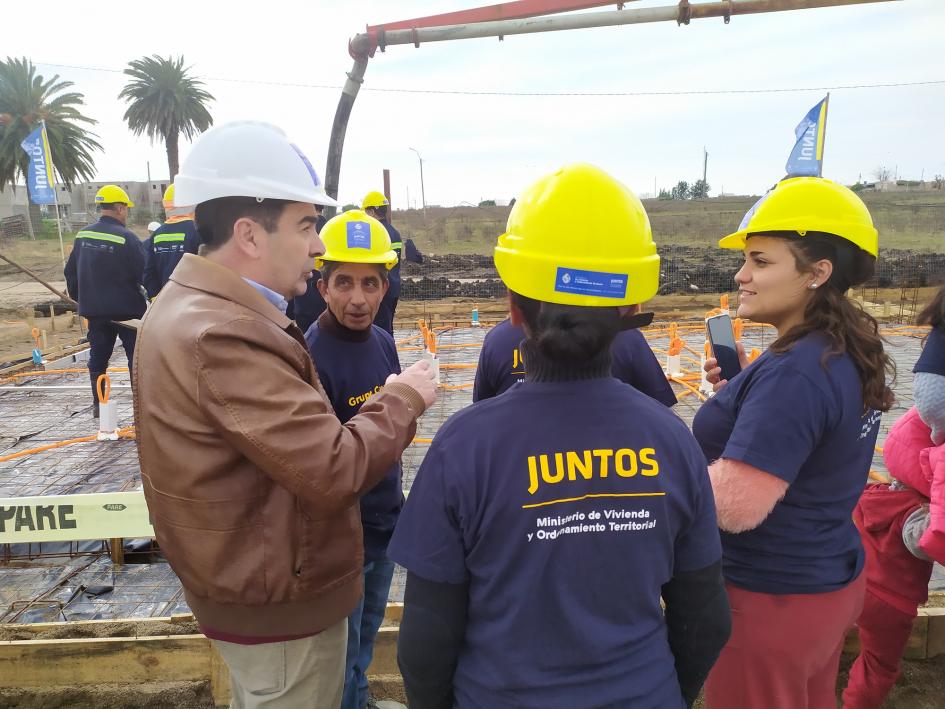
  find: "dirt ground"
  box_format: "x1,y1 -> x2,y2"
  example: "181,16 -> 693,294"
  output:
0,681 -> 214,709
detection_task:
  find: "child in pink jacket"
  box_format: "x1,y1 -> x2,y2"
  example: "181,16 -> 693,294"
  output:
843,287 -> 945,709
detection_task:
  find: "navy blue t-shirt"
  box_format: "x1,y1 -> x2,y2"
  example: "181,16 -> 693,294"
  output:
143,219 -> 200,298
915,325 -> 945,376
63,215 -> 146,320
473,318 -> 677,407
384,221 -> 404,299
691,333 -> 880,594
305,314 -> 403,558
389,378 -> 720,708
287,271 -> 327,335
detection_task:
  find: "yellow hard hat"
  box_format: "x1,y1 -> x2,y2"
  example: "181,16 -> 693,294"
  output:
494,164 -> 659,307
162,183 -> 175,206
720,176 -> 878,258
361,190 -> 389,210
94,185 -> 134,207
314,210 -> 398,271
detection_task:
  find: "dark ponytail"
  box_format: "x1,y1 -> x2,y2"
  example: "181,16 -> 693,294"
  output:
917,284 -> 945,329
510,291 -> 621,366
772,232 -> 895,412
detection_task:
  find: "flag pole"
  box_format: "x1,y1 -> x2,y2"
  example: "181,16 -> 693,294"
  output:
818,93 -> 830,178
40,120 -> 66,268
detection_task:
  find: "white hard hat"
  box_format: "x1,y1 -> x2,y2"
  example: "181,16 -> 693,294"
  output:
147,221 -> 161,234
174,121 -> 338,208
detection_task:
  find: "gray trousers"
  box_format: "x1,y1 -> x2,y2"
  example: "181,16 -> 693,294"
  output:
211,620 -> 347,708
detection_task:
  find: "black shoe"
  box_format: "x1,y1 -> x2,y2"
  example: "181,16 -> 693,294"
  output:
89,371 -> 105,419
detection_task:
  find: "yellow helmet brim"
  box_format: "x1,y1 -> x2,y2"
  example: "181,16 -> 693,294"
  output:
718,231 -> 747,250
315,249 -> 398,272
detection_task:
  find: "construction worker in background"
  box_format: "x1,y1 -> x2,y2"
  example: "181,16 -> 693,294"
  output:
303,210 -> 404,709
362,191 -> 424,334
389,164 -> 730,708
694,177 -> 894,709
147,221 -> 161,236
473,317 -> 677,406
133,121 -> 437,708
64,184 -> 146,418
142,184 -> 200,298
286,204 -> 329,334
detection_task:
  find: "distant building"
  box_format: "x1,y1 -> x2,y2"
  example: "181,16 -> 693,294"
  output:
864,180 -> 936,193
1,179 -> 169,225
73,180 -> 169,220
0,183 -> 75,220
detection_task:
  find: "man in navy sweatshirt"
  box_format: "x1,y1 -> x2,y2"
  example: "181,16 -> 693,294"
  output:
474,317 -> 677,407
65,184 -> 146,417
287,204 -> 329,335
362,191 -> 424,335
304,209 -> 402,709
142,183 -> 200,299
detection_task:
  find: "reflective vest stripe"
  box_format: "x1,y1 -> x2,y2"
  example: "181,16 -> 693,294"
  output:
390,242 -> 403,250
76,231 -> 126,245
153,233 -> 185,244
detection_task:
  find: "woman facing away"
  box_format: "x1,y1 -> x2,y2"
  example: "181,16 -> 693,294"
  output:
694,176 -> 895,709
388,164 -> 731,709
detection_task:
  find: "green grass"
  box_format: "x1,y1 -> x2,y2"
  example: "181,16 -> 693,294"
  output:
393,190 -> 945,255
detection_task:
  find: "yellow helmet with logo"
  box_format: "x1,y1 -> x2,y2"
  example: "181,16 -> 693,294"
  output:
361,190 -> 389,210
719,176 -> 878,258
494,164 -> 659,307
315,210 -> 398,271
94,185 -> 134,207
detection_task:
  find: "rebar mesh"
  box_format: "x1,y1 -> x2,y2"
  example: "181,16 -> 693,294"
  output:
0,324 -> 940,619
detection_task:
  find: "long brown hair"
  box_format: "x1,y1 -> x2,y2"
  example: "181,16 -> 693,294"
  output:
917,284 -> 945,329
768,232 -> 895,412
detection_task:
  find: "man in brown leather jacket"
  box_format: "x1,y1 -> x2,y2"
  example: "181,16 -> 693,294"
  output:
132,121 -> 437,708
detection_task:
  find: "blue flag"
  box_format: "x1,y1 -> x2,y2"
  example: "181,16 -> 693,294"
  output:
20,124 -> 57,205
785,95 -> 829,177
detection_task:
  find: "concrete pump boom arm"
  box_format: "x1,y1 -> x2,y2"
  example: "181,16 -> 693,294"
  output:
325,0 -> 899,212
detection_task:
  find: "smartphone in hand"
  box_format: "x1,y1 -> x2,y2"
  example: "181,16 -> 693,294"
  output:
706,313 -> 742,382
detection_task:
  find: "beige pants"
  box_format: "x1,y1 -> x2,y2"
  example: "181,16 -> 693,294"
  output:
211,620 -> 347,708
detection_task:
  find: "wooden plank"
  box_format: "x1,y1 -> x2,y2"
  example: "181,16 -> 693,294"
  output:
846,607 -> 945,660
0,634 -> 210,687
904,613 -> 929,660
924,607 -> 945,658
384,602 -> 403,625
209,640 -> 231,707
110,537 -> 125,565
368,626 -> 399,676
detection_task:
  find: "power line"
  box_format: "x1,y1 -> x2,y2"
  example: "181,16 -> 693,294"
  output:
35,61 -> 945,97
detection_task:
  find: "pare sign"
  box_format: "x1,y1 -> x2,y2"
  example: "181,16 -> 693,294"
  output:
0,491 -> 154,544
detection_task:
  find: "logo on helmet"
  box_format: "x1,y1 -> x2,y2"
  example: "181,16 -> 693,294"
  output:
290,143 -> 323,188
346,221 -> 372,249
561,272 -> 572,285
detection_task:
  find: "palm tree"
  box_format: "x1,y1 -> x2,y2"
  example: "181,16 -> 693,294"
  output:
0,57 -> 101,229
119,55 -> 214,180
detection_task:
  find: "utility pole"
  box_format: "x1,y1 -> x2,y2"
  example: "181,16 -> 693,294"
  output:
703,147 -> 708,194
410,147 -> 426,219
146,161 -> 155,220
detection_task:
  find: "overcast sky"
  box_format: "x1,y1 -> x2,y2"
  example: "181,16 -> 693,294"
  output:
5,0 -> 943,206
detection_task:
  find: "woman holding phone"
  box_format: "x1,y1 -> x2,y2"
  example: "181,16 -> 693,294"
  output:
693,176 -> 895,709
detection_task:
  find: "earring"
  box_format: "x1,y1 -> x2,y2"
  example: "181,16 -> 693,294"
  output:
808,283 -> 818,290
